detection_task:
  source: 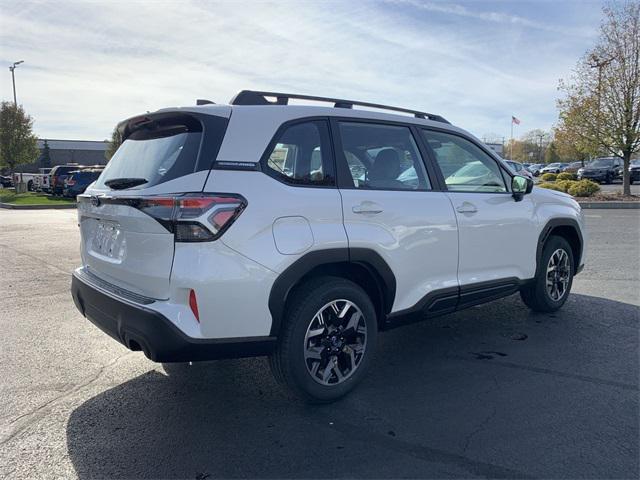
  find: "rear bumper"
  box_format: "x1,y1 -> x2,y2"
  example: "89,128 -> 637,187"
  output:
71,271 -> 276,362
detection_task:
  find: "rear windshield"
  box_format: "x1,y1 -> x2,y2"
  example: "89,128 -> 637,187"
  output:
72,171 -> 101,181
54,166 -> 82,175
94,115 -> 203,190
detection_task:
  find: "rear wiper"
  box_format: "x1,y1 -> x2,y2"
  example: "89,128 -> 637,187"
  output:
104,177 -> 148,190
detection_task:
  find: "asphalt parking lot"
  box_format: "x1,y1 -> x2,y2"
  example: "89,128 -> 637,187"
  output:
0,209 -> 638,479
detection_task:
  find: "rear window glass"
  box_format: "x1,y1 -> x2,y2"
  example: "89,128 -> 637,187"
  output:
73,171 -> 101,181
53,166 -> 82,175
94,116 -> 203,190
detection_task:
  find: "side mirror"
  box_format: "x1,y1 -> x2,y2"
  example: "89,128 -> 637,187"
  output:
512,175 -> 533,201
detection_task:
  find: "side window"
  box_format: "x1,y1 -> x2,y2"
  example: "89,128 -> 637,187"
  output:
265,121 -> 334,186
338,122 -> 431,191
421,130 -> 508,193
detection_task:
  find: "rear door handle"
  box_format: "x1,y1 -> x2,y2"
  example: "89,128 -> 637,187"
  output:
456,202 -> 477,214
352,201 -> 383,214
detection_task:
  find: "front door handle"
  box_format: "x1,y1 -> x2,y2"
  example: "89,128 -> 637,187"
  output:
456,202 -> 478,214
352,201 -> 383,214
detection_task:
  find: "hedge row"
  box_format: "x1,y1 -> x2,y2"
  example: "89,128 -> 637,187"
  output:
541,172 -> 577,182
538,179 -> 600,197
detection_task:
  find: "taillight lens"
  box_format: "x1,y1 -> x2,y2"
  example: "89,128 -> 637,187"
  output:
67,178 -> 76,186
132,193 -> 246,242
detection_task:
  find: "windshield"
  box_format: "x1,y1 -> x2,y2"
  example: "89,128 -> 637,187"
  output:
94,129 -> 202,190
588,158 -> 614,168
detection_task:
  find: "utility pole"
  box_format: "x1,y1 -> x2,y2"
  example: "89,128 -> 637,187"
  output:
8,60 -> 24,106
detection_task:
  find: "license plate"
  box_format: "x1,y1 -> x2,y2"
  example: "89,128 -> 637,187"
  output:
92,221 -> 122,259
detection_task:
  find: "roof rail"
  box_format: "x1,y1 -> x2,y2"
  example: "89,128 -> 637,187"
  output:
229,90 -> 449,124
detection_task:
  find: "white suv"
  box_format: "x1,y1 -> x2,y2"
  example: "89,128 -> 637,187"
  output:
71,91 -> 586,402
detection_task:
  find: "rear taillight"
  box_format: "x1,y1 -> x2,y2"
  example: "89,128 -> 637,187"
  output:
67,178 -> 76,186
131,193 -> 246,242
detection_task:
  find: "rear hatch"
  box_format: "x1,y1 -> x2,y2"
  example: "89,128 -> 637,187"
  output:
78,110 -> 230,300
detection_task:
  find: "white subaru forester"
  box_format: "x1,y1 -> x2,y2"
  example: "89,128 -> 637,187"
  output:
72,91 -> 586,402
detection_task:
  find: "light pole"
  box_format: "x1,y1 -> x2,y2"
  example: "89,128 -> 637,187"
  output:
537,134 -> 545,163
588,53 -> 613,150
8,60 -> 24,106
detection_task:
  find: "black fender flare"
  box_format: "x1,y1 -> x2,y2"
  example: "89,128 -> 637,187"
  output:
268,248 -> 396,336
536,218 -> 583,276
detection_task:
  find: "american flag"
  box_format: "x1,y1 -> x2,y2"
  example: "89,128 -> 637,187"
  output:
512,116 -> 521,125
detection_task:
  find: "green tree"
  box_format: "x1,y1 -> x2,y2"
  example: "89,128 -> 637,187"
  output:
544,142 -> 561,163
105,126 -> 123,161
557,2 -> 640,195
553,120 -> 598,164
0,102 -> 38,173
40,139 -> 52,168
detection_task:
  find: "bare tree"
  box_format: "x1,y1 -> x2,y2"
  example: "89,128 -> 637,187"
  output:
558,2 -> 640,195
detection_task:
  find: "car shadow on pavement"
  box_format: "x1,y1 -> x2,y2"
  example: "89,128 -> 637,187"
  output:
66,293 -> 639,479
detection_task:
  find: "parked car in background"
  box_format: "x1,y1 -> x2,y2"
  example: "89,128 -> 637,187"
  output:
34,168 -> 52,192
629,159 -> 640,184
577,157 -> 623,184
50,164 -> 84,195
562,162 -> 583,174
504,160 -> 533,179
63,169 -> 103,197
0,175 -> 13,188
11,172 -> 40,191
527,163 -> 543,176
71,89 -> 586,402
540,163 -> 566,174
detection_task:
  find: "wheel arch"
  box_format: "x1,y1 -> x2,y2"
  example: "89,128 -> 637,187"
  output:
536,218 -> 583,275
268,248 -> 396,335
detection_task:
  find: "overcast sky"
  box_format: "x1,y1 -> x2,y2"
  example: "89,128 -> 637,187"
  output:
0,0 -> 603,141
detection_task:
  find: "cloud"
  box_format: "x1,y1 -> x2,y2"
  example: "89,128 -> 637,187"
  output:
0,0 -> 601,141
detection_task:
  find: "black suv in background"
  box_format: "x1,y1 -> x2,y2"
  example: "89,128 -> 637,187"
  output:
629,159 -> 640,184
577,157 -> 623,184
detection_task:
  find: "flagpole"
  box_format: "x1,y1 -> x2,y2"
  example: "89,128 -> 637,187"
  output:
510,116 -> 513,160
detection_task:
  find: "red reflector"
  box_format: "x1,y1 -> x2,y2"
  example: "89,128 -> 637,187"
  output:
189,289 -> 200,322
211,210 -> 235,229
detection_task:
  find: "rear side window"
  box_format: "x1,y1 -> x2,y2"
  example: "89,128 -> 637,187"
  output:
94,115 -> 205,190
265,120 -> 334,186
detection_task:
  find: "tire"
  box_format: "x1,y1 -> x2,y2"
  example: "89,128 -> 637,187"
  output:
605,173 -> 612,184
521,235 -> 574,313
269,276 -> 377,403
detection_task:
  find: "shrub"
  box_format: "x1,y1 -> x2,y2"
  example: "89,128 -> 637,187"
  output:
541,173 -> 557,182
557,172 -> 577,181
538,182 -> 565,192
568,179 -> 600,197
555,179 -> 578,193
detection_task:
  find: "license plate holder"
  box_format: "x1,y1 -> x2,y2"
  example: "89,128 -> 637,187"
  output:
92,221 -> 122,259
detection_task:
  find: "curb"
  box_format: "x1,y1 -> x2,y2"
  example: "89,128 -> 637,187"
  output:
0,202 -> 77,210
578,201 -> 640,209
